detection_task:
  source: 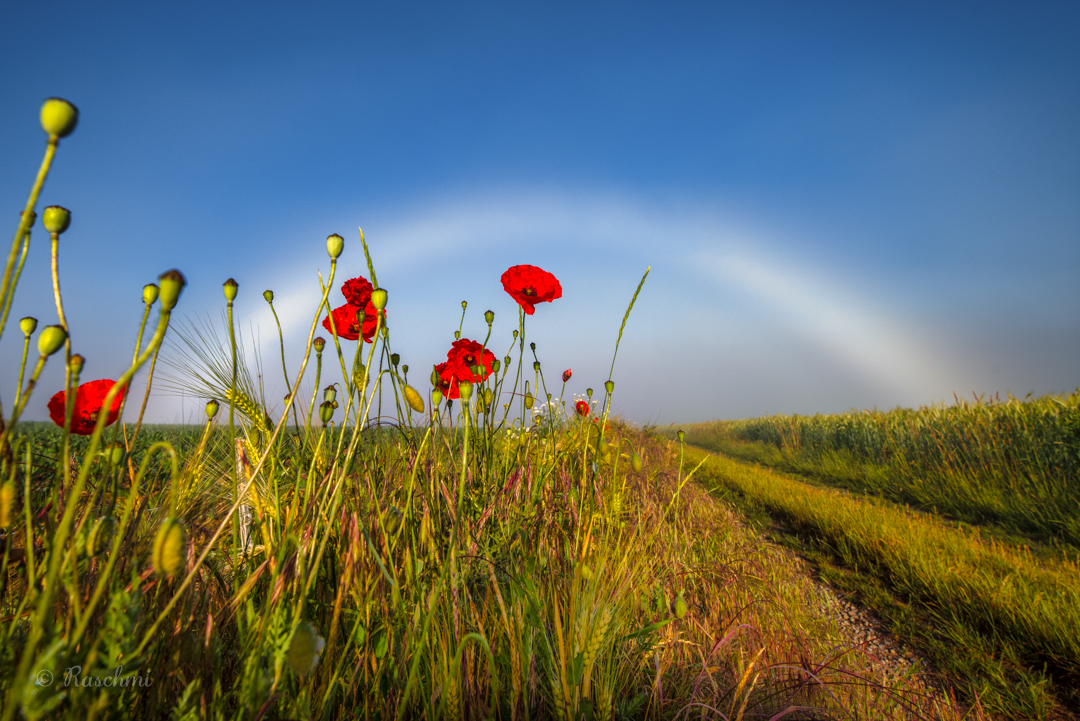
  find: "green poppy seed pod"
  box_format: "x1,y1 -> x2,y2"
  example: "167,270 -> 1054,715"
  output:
223,278 -> 238,302
371,288 -> 387,310
40,98 -> 79,138
326,233 -> 344,259
69,354 -> 85,374
286,620 -> 325,678
42,206 -> 71,235
674,590 -> 688,620
19,317 -> 37,336
530,342 -> 536,351
512,330 -> 518,339
85,516 -> 116,557
484,310 -> 494,325
403,385 -> 424,413
390,353 -> 400,367
106,444 -> 124,468
491,359 -> 501,374
37,325 -> 67,357
157,269 -> 187,312
205,399 -> 220,419
313,336 -> 325,353
432,389 -> 443,407
632,452 -> 643,473
605,380 -> 614,394
319,401 -> 334,425
533,361 -> 540,372
0,480 -> 15,529
524,392 -> 534,410
461,300 -> 467,310
454,331 -> 460,340
677,430 -> 685,444
323,385 -> 336,403
263,289 -> 274,303
586,388 -> 593,400
401,364 -> 409,376
504,355 -> 511,367
152,517 -> 187,578
457,381 -> 473,401
142,283 -> 159,306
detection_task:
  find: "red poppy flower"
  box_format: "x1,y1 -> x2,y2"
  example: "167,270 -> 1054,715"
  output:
48,379 -> 126,435
341,276 -> 373,306
500,265 -> 562,315
434,339 -> 496,399
562,369 -> 572,383
575,400 -> 590,417
322,301 -> 383,343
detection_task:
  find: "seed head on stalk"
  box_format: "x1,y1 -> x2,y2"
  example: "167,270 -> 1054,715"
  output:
40,98 -> 79,138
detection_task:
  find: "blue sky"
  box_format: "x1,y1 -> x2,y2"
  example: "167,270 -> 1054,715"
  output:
1,1 -> 1077,425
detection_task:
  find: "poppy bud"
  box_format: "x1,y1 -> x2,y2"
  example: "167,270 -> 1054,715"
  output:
586,388 -> 593,400
326,233 -> 344,259
206,399 -> 219,418
223,278 -> 238,302
674,590 -> 688,620
354,364 -> 370,392
313,337 -> 325,352
430,366 -> 440,387
562,369 -> 572,383
390,353 -> 400,367
461,300 -> 467,310
69,354 -> 85,374
491,359 -> 501,374
580,564 -> 593,582
37,325 -> 66,357
40,98 -> 79,138
42,206 -> 71,235
632,452 -> 643,473
457,381 -> 473,401
0,480 -> 15,529
319,401 -> 334,425
142,284 -> 159,306
371,288 -> 387,310
85,516 -> 116,557
470,364 -> 482,380
152,517 -> 187,578
432,389 -> 443,407
677,430 -> 685,444
19,317 -> 37,336
524,392 -> 534,410
533,361 -> 540,372
484,389 -> 493,406
403,385 -> 424,413
286,620 -> 325,678
484,310 -> 494,324
105,443 -> 124,468
263,289 -> 274,302
157,269 -> 187,312
605,380 -> 614,394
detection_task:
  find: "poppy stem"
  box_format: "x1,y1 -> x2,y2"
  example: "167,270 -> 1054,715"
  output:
0,138 -> 57,347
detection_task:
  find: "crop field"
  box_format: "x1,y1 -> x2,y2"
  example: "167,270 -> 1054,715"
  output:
0,100 -> 1058,721
668,393 -> 1080,719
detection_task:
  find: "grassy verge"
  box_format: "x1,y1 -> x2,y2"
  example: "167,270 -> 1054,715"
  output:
680,443 -> 1080,720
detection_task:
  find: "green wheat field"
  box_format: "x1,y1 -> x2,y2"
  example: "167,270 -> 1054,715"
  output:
2,99 -> 1078,720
